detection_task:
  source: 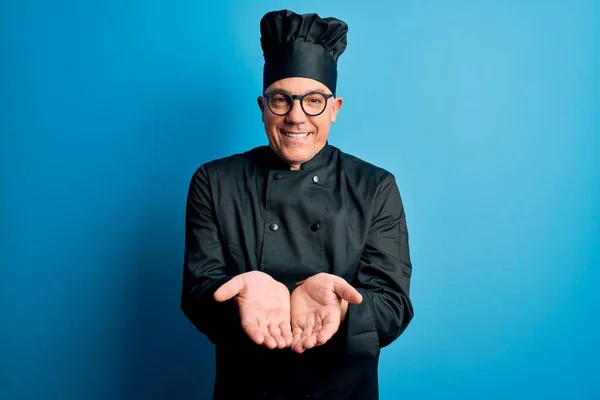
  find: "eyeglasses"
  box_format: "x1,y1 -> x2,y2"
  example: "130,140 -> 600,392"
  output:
262,91 -> 334,117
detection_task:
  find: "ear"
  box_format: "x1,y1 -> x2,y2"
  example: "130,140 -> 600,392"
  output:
257,96 -> 265,123
330,97 -> 343,123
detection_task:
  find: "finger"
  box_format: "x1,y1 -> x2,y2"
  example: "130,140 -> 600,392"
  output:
317,320 -> 339,345
257,317 -> 277,349
302,333 -> 318,350
300,313 -> 315,338
292,327 -> 303,346
292,337 -> 308,354
291,326 -> 303,352
313,318 -> 323,332
292,325 -> 303,338
263,334 -> 278,350
242,321 -> 265,345
213,275 -> 245,302
292,343 -> 305,354
279,321 -> 293,347
293,334 -> 317,353
332,279 -> 363,304
301,323 -> 314,339
268,323 -> 287,349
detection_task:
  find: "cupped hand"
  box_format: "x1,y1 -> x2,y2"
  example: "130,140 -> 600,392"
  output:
213,271 -> 293,349
290,273 -> 362,354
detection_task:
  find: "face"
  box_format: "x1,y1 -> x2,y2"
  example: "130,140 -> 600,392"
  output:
257,77 -> 343,170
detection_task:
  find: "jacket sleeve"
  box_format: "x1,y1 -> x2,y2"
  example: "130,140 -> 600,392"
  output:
345,172 -> 414,357
180,165 -> 240,345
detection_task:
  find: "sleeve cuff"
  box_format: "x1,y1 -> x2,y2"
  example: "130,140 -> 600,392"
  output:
345,288 -> 380,358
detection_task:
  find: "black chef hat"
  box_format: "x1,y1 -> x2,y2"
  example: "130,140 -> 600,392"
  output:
260,9 -> 348,96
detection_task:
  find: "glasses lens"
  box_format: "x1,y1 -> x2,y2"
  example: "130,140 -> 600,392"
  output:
302,93 -> 327,115
267,93 -> 291,115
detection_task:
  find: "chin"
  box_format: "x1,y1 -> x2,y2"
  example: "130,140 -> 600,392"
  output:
282,148 -> 311,163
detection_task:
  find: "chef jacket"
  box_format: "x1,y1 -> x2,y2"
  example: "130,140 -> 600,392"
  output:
181,143 -> 414,399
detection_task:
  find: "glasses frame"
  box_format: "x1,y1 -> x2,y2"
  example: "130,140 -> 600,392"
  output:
262,91 -> 335,117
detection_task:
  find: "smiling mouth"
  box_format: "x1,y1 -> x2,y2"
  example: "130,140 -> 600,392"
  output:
281,131 -> 312,139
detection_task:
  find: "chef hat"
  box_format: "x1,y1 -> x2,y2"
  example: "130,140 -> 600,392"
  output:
259,9 -> 348,96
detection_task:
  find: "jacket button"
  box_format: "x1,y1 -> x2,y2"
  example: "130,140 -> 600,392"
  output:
274,173 -> 282,180
310,223 -> 320,232
270,223 -> 279,231
312,175 -> 319,183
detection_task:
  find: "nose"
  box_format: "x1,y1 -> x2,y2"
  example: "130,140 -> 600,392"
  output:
285,98 -> 308,124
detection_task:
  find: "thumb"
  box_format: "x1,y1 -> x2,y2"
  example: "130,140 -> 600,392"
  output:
214,275 -> 245,302
332,279 -> 363,305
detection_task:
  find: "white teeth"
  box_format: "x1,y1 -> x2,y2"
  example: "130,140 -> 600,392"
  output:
283,132 -> 310,138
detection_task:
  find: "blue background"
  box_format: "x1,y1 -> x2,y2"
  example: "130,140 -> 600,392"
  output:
1,0 -> 598,399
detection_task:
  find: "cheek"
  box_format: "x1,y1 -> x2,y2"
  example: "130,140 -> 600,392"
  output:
263,115 -> 280,134
312,116 -> 330,134
262,112 -> 273,126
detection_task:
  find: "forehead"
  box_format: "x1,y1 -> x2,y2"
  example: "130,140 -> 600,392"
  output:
265,77 -> 331,94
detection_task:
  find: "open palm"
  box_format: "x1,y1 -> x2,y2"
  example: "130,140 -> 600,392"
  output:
214,271 -> 293,349
290,273 -> 362,353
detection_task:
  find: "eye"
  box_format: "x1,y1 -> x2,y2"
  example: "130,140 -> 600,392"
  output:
306,94 -> 325,103
271,95 -> 287,103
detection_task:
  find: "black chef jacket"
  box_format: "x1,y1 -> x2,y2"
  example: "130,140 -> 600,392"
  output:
181,143 -> 414,400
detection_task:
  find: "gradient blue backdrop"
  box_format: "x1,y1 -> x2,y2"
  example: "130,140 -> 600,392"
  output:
1,1 -> 598,399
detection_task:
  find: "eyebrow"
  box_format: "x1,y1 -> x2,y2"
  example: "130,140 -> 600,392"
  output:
267,88 -> 332,95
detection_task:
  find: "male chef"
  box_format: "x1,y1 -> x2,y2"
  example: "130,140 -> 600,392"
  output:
181,9 -> 414,400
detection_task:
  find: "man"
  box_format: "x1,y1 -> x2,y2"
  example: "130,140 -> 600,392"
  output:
181,9 -> 414,400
